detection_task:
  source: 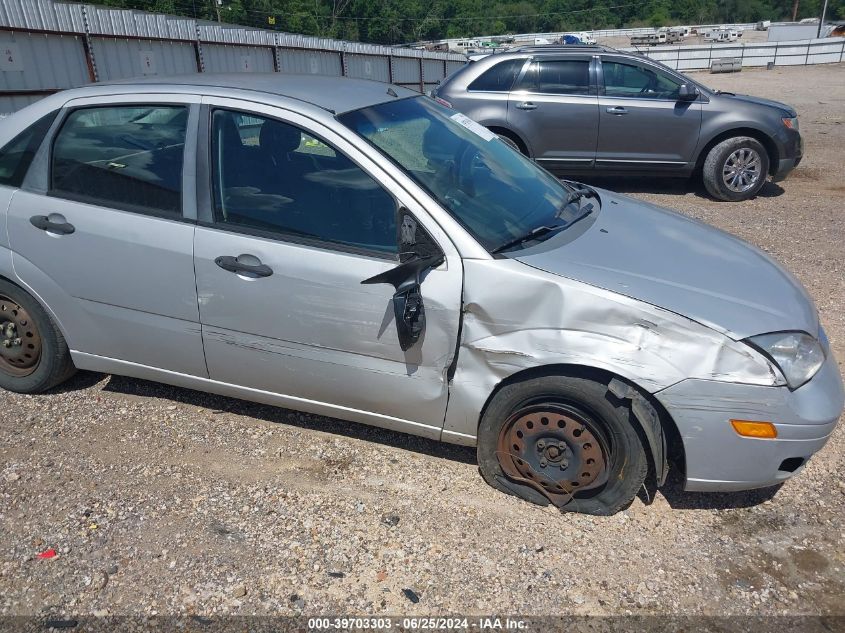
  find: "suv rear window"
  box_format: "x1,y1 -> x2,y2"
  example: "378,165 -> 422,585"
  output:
468,59 -> 525,92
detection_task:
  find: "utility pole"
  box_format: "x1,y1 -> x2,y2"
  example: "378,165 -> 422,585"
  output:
791,0 -> 799,22
818,0 -> 829,37
210,0 -> 221,23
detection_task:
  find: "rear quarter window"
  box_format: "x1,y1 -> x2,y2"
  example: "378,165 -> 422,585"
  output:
0,111 -> 58,188
467,59 -> 526,92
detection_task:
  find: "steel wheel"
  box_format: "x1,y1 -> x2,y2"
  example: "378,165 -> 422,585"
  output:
496,404 -> 609,506
0,294 -> 42,377
722,147 -> 762,193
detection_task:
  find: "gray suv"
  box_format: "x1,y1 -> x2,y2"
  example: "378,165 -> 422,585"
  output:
433,46 -> 803,201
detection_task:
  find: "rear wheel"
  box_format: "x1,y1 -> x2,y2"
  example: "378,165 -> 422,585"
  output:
494,132 -> 527,155
702,136 -> 769,201
0,279 -> 75,394
478,375 -> 648,515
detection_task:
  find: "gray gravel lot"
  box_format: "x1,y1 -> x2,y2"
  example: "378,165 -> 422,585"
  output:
1,63 -> 844,619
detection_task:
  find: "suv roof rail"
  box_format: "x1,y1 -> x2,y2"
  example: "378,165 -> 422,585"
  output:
507,44 -> 610,53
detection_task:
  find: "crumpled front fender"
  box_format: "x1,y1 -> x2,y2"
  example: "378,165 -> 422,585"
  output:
442,259 -> 780,447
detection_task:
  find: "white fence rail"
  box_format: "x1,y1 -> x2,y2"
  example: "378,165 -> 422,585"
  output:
468,23 -> 759,44
625,37 -> 845,71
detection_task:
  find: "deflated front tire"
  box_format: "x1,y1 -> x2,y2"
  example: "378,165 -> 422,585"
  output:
477,374 -> 648,516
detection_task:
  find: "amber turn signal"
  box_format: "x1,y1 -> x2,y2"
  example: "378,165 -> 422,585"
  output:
731,420 -> 777,439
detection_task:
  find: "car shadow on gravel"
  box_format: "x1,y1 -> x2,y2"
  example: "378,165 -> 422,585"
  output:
654,466 -> 782,510
47,369 -> 107,393
93,372 -> 478,465
577,175 -> 786,200
60,371 -> 784,510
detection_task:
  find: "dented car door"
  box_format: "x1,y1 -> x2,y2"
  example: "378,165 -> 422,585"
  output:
193,98 -> 463,438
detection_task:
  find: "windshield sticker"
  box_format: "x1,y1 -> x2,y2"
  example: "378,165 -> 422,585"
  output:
450,113 -> 497,142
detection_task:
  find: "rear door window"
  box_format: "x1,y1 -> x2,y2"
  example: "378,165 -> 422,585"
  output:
468,59 -> 526,92
50,105 -> 188,217
515,60 -> 591,95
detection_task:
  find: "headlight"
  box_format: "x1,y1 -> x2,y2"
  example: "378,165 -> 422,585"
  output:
782,116 -> 799,131
747,331 -> 825,389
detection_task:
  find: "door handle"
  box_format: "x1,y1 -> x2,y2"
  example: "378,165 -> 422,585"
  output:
30,215 -> 75,235
606,106 -> 628,115
214,255 -> 273,278
515,102 -> 538,110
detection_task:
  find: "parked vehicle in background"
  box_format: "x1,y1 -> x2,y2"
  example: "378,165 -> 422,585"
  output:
756,20 -> 771,30
565,31 -> 597,45
451,39 -> 482,54
0,75 -> 840,515
557,34 -> 584,45
631,32 -> 667,46
705,28 -> 739,42
432,45 -> 804,201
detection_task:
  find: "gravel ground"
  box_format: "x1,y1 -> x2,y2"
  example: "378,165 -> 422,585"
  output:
1,64 -> 844,620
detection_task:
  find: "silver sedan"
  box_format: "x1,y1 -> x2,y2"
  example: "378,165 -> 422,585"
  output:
0,74 -> 841,515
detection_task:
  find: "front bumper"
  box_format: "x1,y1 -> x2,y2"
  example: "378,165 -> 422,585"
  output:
655,351 -> 844,492
771,130 -> 803,182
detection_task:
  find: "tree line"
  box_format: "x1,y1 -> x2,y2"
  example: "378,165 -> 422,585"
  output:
77,0 -> 843,44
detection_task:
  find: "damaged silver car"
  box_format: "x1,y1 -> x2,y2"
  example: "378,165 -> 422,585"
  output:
0,75 -> 842,515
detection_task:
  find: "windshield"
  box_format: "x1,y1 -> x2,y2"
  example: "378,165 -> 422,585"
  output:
338,97 -> 589,252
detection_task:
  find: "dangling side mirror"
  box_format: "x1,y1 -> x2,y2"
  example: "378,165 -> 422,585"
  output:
361,209 -> 444,351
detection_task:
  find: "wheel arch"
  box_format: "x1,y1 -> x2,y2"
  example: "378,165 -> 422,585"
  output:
0,248 -> 78,348
695,127 -> 779,176
477,363 -> 685,488
484,125 -> 530,156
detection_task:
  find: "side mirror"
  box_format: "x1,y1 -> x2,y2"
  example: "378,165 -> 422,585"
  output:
361,254 -> 443,351
361,209 -> 444,351
678,84 -> 699,101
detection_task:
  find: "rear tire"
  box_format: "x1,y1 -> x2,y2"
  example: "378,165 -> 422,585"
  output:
0,279 -> 75,394
494,132 -> 526,155
477,375 -> 648,516
702,136 -> 769,201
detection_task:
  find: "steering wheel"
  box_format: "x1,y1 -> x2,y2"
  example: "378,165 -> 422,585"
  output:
639,71 -> 658,94
445,140 -> 480,200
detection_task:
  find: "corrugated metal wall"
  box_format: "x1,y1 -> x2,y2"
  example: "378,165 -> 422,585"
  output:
0,31 -> 88,89
201,43 -> 275,73
392,57 -> 421,89
345,54 -> 389,82
279,48 -> 343,77
92,38 -> 197,81
0,0 -> 466,113
277,49 -> 342,76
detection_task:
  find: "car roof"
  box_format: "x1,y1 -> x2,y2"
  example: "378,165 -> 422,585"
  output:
101,73 -> 420,114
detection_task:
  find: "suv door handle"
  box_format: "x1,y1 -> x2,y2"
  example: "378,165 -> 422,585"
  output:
515,102 -> 538,110
215,255 -> 273,278
30,215 -> 75,235
606,106 -> 628,115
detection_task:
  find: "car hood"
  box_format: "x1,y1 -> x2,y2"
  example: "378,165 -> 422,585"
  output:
717,92 -> 797,117
513,190 -> 818,340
